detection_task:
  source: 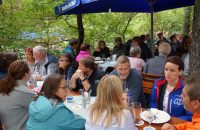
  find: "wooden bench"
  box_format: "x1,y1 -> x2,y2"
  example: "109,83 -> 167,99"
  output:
142,73 -> 162,95
142,73 -> 162,107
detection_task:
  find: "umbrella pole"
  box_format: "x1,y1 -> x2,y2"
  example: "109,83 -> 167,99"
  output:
150,4 -> 154,57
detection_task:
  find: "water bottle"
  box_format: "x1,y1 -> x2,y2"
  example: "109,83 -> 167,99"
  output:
125,88 -> 133,108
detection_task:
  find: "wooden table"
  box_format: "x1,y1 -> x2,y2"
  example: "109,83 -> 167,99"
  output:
137,117 -> 186,130
65,94 -> 187,130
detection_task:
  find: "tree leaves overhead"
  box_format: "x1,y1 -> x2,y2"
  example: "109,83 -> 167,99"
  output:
0,0 -> 192,54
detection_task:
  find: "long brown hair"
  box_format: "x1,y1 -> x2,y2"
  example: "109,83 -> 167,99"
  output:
89,75 -> 124,129
0,60 -> 29,95
36,74 -> 64,102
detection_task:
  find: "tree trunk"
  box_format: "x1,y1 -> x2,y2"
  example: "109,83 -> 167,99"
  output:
77,14 -> 84,44
189,0 -> 200,77
183,7 -> 192,35
76,14 -> 84,54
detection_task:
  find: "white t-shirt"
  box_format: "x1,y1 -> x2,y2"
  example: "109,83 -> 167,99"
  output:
163,90 -> 170,112
85,109 -> 137,130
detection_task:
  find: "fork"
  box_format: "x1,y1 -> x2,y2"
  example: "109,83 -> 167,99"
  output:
146,108 -> 158,120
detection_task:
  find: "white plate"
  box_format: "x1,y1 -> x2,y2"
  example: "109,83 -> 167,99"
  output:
94,61 -> 104,64
140,108 -> 170,124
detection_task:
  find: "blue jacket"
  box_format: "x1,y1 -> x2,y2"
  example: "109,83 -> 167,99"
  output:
65,66 -> 76,80
150,78 -> 192,121
26,96 -> 85,130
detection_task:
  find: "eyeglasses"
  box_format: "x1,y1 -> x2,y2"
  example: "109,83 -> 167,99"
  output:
59,86 -> 67,90
59,59 -> 69,62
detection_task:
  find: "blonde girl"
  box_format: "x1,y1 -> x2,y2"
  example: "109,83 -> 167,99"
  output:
85,75 -> 137,130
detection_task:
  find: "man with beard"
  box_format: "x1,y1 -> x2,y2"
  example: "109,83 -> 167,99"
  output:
33,45 -> 58,81
110,55 -> 146,107
70,56 -> 105,96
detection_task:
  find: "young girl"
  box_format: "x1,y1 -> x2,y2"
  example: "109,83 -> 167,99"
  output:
85,75 -> 137,130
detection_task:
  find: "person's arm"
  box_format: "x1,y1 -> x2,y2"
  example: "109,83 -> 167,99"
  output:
80,79 -> 91,91
70,70 -> 91,91
18,92 -> 35,109
57,107 -> 86,130
161,123 -> 177,130
176,110 -> 192,121
70,73 -> 79,89
130,70 -> 142,103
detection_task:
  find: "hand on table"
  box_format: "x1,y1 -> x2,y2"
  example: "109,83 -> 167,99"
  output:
36,74 -> 43,81
161,123 -> 176,130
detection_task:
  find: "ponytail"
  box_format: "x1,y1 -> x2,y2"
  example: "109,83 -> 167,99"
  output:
0,76 -> 16,95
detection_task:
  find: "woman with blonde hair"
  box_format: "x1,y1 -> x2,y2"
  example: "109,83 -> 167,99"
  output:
85,75 -> 136,130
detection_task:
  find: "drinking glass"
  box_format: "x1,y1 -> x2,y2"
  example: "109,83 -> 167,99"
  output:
82,96 -> 87,109
143,111 -> 156,130
112,54 -> 117,61
131,102 -> 144,126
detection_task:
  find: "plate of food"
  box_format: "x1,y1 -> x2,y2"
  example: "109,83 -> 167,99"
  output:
140,108 -> 170,124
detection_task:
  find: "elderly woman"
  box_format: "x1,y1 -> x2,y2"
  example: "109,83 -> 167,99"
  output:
85,75 -> 137,130
128,46 -> 145,73
26,74 -> 85,130
0,52 -> 18,79
150,56 -> 192,121
0,60 -> 35,130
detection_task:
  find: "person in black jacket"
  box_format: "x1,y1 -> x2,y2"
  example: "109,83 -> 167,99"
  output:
93,40 -> 110,58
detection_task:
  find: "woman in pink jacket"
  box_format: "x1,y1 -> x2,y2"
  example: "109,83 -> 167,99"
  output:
76,43 -> 91,62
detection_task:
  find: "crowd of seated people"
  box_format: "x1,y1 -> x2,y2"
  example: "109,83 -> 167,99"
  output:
0,32 -> 195,130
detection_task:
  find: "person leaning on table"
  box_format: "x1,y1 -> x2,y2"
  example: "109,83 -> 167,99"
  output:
70,56 -> 105,96
0,60 -> 35,130
26,74 -> 85,130
85,75 -> 137,130
161,75 -> 200,130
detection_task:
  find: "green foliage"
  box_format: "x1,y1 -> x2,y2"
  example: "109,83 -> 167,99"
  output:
0,0 -> 193,54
